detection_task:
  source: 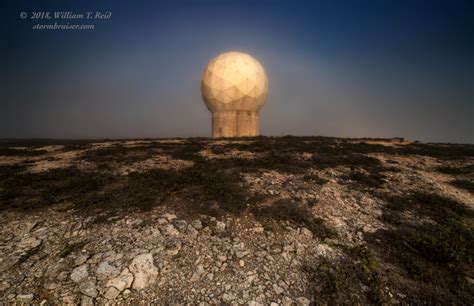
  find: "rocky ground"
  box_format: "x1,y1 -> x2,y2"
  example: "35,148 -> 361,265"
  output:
0,136 -> 473,305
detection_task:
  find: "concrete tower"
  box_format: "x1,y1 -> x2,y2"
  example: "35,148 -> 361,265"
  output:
201,52 -> 269,138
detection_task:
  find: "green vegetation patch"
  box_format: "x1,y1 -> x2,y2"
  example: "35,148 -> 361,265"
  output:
370,192 -> 474,303
383,192 -> 473,223
304,245 -> 384,305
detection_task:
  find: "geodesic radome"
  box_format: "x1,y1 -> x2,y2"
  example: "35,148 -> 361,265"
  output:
201,52 -> 268,112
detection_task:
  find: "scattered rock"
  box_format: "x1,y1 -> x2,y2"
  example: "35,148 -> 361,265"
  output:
162,224 -> 180,237
16,294 -> 34,303
314,244 -> 336,259
273,283 -> 285,295
191,220 -> 202,230
300,227 -> 313,239
163,213 -> 177,221
18,237 -> 42,250
296,297 -> 311,306
222,292 -> 236,302
14,221 -> 38,237
79,280 -> 98,298
156,218 -> 168,225
173,220 -> 188,233
74,254 -> 90,266
0,281 -> 10,291
87,253 -> 102,264
190,264 -> 206,281
215,221 -> 226,232
96,261 -> 120,279
1,139 -> 465,304
282,296 -> 294,306
247,274 -> 257,284
106,268 -> 134,292
166,239 -> 182,256
104,286 -> 121,300
196,264 -> 205,275
80,295 -> 94,306
70,265 -> 89,283
187,225 -> 199,237
129,253 -> 159,289
44,283 -> 58,291
235,250 -> 249,258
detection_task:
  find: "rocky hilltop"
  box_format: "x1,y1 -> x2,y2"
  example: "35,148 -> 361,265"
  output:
0,136 -> 473,304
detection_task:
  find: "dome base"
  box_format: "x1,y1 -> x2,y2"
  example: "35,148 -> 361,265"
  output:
212,111 -> 259,138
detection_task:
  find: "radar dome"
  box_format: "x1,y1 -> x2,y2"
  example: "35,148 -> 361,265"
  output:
201,51 -> 269,138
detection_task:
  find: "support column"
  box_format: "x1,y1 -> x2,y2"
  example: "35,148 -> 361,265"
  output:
236,111 -> 259,137
212,111 -> 237,138
212,110 -> 260,138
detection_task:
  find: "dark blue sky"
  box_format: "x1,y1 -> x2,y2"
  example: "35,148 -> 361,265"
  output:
1,0 -> 473,142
